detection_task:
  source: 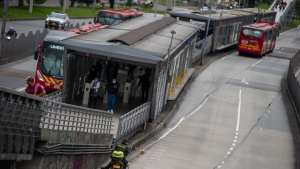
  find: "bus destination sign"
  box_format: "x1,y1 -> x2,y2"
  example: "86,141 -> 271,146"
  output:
99,12 -> 122,19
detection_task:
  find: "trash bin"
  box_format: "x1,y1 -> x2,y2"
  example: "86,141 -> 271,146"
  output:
82,82 -> 90,107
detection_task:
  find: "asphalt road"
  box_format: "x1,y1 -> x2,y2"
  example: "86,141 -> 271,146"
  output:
0,18 -> 94,37
125,28 -> 299,169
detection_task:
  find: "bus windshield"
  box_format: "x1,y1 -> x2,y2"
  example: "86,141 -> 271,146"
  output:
39,49 -> 64,77
242,28 -> 263,40
97,17 -> 122,25
97,11 -> 123,25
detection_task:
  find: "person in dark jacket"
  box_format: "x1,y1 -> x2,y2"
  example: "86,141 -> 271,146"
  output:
106,78 -> 119,113
105,61 -> 113,81
96,59 -> 102,77
138,69 -> 151,103
87,65 -> 97,83
128,64 -> 136,78
112,62 -> 120,79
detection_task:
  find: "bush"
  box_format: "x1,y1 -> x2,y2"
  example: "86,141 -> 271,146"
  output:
59,0 -> 63,6
126,0 -> 133,6
26,0 -> 47,6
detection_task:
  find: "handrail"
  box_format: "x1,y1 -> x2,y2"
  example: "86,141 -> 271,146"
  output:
268,0 -> 277,11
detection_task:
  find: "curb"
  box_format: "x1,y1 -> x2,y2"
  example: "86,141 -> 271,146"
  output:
129,49 -> 237,154
0,16 -> 93,21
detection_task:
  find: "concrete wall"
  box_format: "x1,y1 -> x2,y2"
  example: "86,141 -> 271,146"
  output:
40,128 -> 113,144
15,129 -> 113,169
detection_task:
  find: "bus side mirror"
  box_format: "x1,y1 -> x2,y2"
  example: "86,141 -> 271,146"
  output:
34,51 -> 39,60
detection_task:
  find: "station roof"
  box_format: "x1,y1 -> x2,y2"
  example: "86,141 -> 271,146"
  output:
60,16 -> 199,65
169,8 -> 276,21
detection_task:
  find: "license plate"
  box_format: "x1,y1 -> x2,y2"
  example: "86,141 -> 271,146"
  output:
45,83 -> 50,87
248,47 -> 251,50
54,85 -> 60,89
113,165 -> 120,169
52,23 -> 56,25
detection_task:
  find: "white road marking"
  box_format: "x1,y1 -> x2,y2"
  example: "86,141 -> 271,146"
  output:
236,89 -> 242,132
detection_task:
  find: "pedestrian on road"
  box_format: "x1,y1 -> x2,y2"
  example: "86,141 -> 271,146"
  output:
105,61 -> 113,82
88,76 -> 100,109
25,76 -> 45,97
87,65 -> 97,83
100,2 -> 105,8
106,78 -> 119,113
56,9 -> 60,13
275,2 -> 278,9
138,69 -> 151,103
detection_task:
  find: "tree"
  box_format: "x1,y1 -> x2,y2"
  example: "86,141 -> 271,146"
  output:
18,0 -> 24,6
295,1 -> 300,19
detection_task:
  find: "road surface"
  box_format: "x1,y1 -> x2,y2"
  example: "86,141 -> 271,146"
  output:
126,27 -> 299,169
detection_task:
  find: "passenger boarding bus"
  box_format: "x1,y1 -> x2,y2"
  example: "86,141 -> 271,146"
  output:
34,24 -> 107,90
94,9 -> 144,25
237,21 -> 277,57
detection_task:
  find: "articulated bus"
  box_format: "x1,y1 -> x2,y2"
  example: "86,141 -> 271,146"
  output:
94,9 -> 144,25
34,24 -> 108,90
237,21 -> 277,57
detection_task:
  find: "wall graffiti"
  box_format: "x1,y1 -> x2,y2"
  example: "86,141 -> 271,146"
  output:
73,155 -> 84,169
53,133 -> 73,144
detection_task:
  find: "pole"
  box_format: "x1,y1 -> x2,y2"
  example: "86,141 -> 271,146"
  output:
123,0 -> 125,9
257,0 -> 262,21
66,0 -> 69,10
164,0 -> 169,17
0,0 -> 8,60
168,0 -> 173,10
202,0 -> 204,10
200,0 -> 213,65
29,0 -> 33,13
174,0 -> 176,9
63,0 -> 66,13
115,0 -> 117,9
154,0 -> 158,17
93,0 -> 96,12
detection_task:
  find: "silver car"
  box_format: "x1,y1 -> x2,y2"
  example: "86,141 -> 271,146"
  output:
45,12 -> 70,30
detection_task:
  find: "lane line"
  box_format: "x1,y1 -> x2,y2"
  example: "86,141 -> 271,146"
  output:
236,89 -> 242,132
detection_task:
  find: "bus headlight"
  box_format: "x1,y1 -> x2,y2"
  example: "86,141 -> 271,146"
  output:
37,70 -> 45,81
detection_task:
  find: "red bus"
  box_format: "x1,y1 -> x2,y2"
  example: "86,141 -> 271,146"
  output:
94,9 -> 144,25
237,21 -> 277,57
34,24 -> 107,90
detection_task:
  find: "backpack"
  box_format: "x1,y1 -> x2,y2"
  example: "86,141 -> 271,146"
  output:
114,144 -> 127,155
26,84 -> 46,97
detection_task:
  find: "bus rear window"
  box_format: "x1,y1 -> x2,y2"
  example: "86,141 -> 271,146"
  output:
242,28 -> 263,40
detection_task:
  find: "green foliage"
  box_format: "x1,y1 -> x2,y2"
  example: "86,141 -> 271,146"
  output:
126,0 -> 133,7
295,1 -> 300,18
59,0 -> 64,6
140,2 -> 152,9
26,0 -> 47,6
159,0 -> 184,6
18,0 -> 24,6
290,19 -> 300,28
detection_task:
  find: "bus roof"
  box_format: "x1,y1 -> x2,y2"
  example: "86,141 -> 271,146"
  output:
243,21 -> 277,30
44,31 -> 79,43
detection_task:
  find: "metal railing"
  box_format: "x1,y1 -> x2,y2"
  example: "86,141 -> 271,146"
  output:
41,98 -> 114,134
45,88 -> 68,102
115,102 -> 151,144
278,0 -> 296,30
0,87 -> 44,160
287,50 -> 300,121
268,0 -> 277,11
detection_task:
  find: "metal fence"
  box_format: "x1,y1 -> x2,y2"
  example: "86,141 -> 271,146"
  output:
0,87 -> 43,160
193,35 -> 213,61
0,21 -> 92,65
287,49 -> 300,121
268,0 -> 277,11
115,102 -> 151,145
278,0 -> 296,31
42,90 -> 114,134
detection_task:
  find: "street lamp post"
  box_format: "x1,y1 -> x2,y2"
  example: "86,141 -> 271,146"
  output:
200,0 -> 213,65
257,0 -> 262,21
0,0 -> 9,61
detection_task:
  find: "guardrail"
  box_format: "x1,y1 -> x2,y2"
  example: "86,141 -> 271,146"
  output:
42,96 -> 114,134
115,102 -> 151,145
287,49 -> 300,121
0,87 -> 43,161
278,0 -> 296,30
0,21 -> 92,65
268,0 -> 277,11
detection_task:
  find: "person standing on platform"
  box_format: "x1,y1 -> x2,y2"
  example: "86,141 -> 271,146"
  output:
106,78 -> 119,113
96,59 -> 102,78
128,65 -> 136,79
88,76 -> 100,109
138,69 -> 151,103
105,61 -> 113,82
87,65 -> 97,83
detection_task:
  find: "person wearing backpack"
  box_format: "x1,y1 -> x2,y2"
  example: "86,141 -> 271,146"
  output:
101,138 -> 129,169
25,76 -> 45,97
88,76 -> 100,109
105,78 -> 119,113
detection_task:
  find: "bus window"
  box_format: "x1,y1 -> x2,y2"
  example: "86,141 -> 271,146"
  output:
264,31 -> 268,42
268,30 -> 272,41
97,12 -> 123,25
242,28 -> 263,40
